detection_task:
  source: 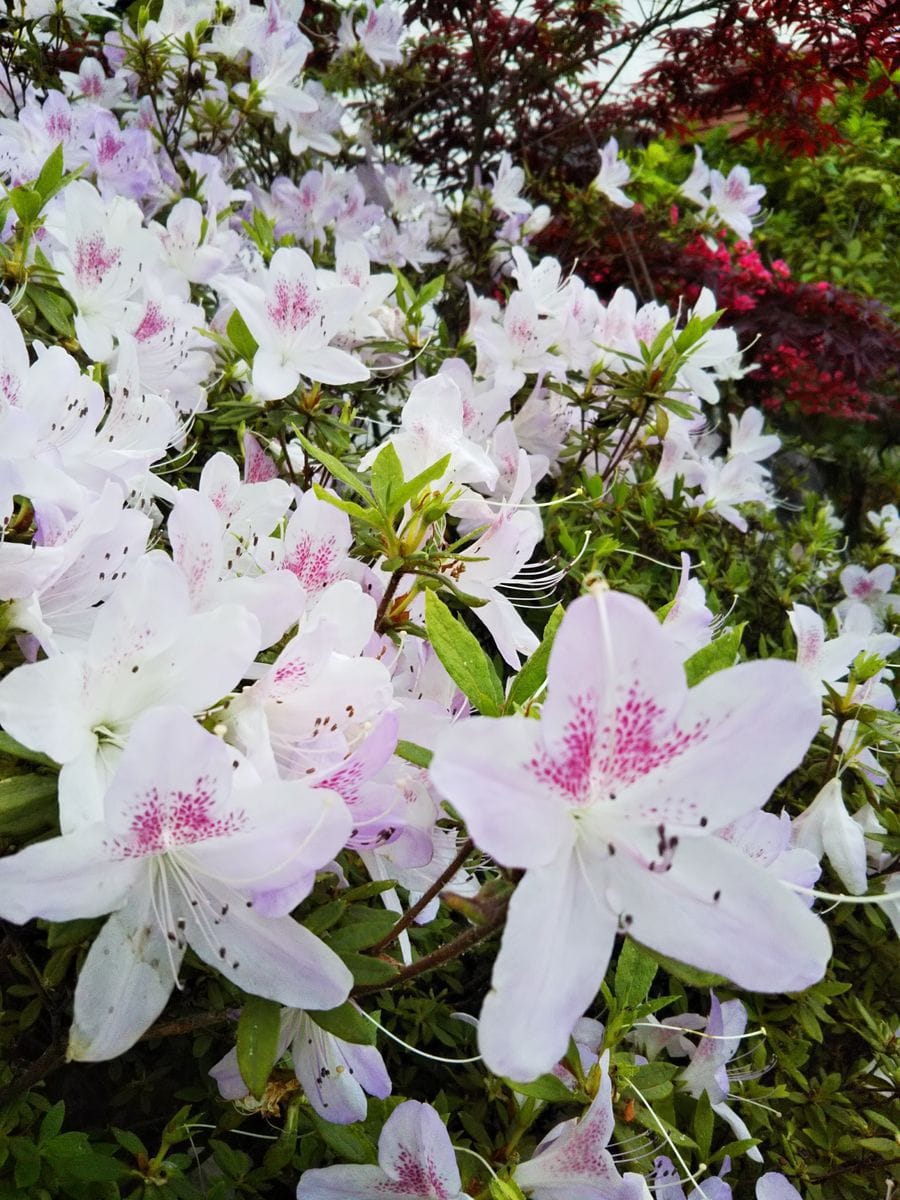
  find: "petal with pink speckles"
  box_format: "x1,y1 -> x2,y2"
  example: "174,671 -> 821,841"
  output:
430,714 -> 573,869
618,659 -> 821,832
516,1052 -> 640,1198
378,1100 -> 462,1197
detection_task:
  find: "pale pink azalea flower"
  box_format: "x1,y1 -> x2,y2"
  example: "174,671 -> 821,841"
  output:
218,247 -> 369,400
867,503 -> 900,557
224,584 -> 393,797
490,152 -> 532,217
680,146 -> 711,209
514,1052 -> 651,1199
727,408 -> 780,462
835,564 -> 899,628
151,198 -> 241,289
593,136 -> 635,209
233,29 -> 317,130
708,166 -> 766,241
297,1099 -> 467,1200
677,288 -> 742,405
682,454 -> 774,532
429,589 -> 830,1080
115,286 -> 215,417
0,90 -> 91,183
49,181 -> 157,362
272,171 -> 343,246
788,602 -> 897,696
318,239 -> 397,342
442,462 -> 543,667
281,79 -> 343,157
277,489 -> 354,600
168,489 -> 302,648
716,810 -> 820,904
25,0 -> 114,18
436,357 -> 513,445
211,1005 -> 391,1124
360,375 -> 498,491
198,451 -> 294,571
471,289 -> 565,393
339,3 -> 406,74
0,707 -> 352,1061
143,0 -> 216,43
653,1156 -> 732,1200
0,553 -> 262,831
60,57 -> 128,110
679,994 -> 762,1162
243,432 -> 280,484
662,553 -> 715,660
89,111 -> 161,203
792,779 -> 869,896
3,483 -> 151,656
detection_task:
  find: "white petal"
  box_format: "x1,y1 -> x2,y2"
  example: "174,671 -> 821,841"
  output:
68,888 -> 181,1061
479,843 -> 618,1080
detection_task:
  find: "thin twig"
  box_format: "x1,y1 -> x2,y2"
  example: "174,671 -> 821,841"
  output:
368,838 -> 475,954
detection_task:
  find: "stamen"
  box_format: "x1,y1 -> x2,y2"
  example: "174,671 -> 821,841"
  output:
356,1008 -> 483,1064
623,1076 -> 709,1192
452,1144 -> 498,1182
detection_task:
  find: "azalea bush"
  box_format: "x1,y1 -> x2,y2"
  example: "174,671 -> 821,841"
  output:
0,4 -> 898,1200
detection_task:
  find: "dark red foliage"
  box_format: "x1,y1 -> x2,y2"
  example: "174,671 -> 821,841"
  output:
375,1 -> 898,187
631,0 -> 900,155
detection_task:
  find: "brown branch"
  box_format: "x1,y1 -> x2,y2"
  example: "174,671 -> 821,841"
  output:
368,838 -> 475,954
351,905 -> 507,1001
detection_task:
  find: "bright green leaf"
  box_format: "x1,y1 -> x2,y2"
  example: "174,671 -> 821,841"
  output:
424,591 -> 504,716
236,995 -> 283,1100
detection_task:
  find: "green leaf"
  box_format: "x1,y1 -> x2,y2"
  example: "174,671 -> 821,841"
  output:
226,308 -> 258,361
0,772 -> 58,836
307,1001 -> 376,1045
311,1116 -> 377,1164
614,938 -> 658,1008
417,274 -> 445,308
294,430 -> 374,503
39,1101 -> 66,1145
505,1073 -> 574,1102
311,485 -> 384,530
9,185 -> 43,226
395,739 -> 433,769
326,907 -> 399,952
41,1134 -> 126,1182
505,604 -> 565,709
29,285 -> 74,337
338,951 -> 400,986
490,1178 -> 528,1200
424,591 -> 504,716
236,995 -> 283,1100
693,1091 -> 714,1161
388,453 -> 451,515
370,442 -> 405,513
46,917 -> 102,949
34,144 -> 65,202
684,624 -> 745,687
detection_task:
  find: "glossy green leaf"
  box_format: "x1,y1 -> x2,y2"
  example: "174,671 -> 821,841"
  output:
236,995 -> 283,1100
424,591 -> 504,716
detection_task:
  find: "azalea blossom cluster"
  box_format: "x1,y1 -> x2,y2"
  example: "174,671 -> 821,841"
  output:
0,2 -> 896,1198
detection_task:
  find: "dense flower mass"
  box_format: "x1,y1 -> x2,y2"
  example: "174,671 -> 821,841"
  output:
0,2 -> 895,1199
